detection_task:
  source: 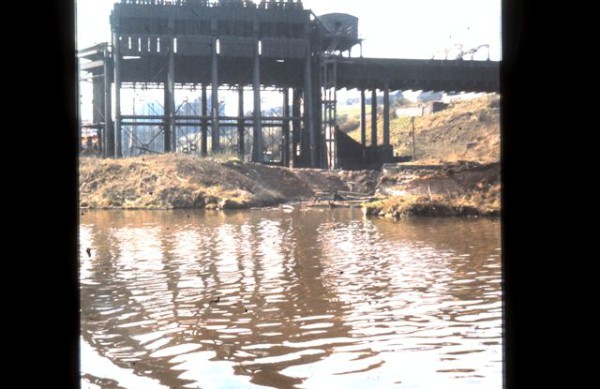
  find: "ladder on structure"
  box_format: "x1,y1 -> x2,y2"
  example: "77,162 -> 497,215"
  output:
321,56 -> 338,170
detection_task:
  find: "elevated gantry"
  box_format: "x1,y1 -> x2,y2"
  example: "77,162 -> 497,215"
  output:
78,0 -> 499,169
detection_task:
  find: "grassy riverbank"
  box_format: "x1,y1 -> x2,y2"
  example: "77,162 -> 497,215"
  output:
362,161 -> 500,218
79,154 -> 500,217
355,94 -> 501,218
343,94 -> 500,163
79,95 -> 500,218
79,154 -> 364,210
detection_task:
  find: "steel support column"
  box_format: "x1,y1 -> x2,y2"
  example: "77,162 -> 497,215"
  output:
360,88 -> 366,147
113,32 -> 122,158
282,88 -> 290,167
252,40 -> 263,163
211,37 -> 220,153
292,88 -> 301,166
92,76 -> 104,128
165,43 -> 176,152
237,85 -> 245,160
314,63 -> 323,168
383,82 -> 390,146
371,88 -> 377,148
103,48 -> 113,158
201,84 -> 208,156
304,47 -> 315,167
164,82 -> 172,152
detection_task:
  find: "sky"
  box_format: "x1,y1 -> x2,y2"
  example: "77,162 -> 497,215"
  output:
76,0 -> 502,120
76,0 -> 501,60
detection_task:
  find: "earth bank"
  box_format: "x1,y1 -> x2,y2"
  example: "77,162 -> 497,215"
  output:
79,95 -> 500,218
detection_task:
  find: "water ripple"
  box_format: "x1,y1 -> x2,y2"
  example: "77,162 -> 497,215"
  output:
80,210 -> 502,389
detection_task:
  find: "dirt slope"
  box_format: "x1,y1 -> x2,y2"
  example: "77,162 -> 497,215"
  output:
364,161 -> 500,218
344,94 -> 500,163
79,95 -> 501,216
79,154 -> 363,209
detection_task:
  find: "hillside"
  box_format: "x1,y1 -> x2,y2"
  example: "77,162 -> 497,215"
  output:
343,94 -> 502,218
343,94 -> 500,163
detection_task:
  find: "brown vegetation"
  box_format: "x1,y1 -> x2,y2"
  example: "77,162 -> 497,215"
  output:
353,94 -> 501,219
363,162 -> 500,218
343,94 -> 500,163
79,154 -> 353,209
79,95 -> 501,218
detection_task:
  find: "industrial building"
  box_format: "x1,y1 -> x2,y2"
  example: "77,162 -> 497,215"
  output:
78,0 -> 499,169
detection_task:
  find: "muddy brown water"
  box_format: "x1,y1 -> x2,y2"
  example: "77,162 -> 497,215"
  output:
79,208 -> 502,389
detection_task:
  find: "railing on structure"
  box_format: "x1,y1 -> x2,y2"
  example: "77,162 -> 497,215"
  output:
118,0 -> 304,10
116,97 -> 297,163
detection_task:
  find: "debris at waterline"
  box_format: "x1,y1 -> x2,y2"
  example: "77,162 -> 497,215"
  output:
362,161 -> 500,219
79,155 -> 499,217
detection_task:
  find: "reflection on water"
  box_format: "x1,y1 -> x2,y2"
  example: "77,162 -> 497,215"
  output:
80,209 -> 502,389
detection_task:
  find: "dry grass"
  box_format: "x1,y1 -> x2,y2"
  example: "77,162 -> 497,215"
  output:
363,182 -> 500,219
363,160 -> 501,219
79,95 -> 501,215
342,94 -> 500,163
79,153 -> 353,209
80,154 -> 269,209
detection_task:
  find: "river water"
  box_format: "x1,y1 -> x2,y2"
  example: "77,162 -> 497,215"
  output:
79,208 -> 502,389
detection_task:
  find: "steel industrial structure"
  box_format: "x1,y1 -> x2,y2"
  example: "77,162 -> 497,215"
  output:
78,0 -> 499,169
